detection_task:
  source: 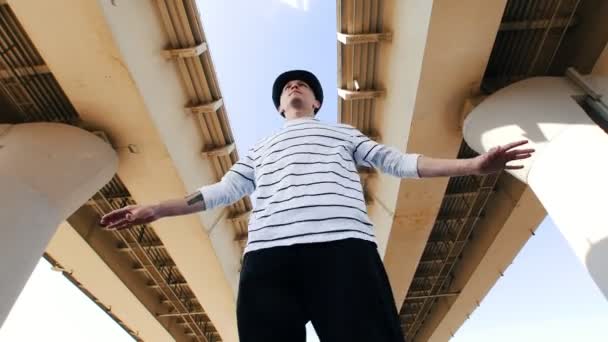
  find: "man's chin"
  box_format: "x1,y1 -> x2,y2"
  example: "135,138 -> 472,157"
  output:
289,98 -> 304,109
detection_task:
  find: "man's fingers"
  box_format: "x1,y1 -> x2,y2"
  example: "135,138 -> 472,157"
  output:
505,164 -> 524,170
100,206 -> 132,225
104,217 -> 130,229
100,213 -> 122,226
106,221 -> 134,231
511,153 -> 532,160
505,149 -> 535,160
503,140 -> 529,151
508,148 -> 535,155
100,207 -> 129,221
104,216 -> 150,231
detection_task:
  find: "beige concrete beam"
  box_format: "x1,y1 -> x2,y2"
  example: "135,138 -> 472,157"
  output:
459,95 -> 487,130
187,98 -> 224,115
377,0 -> 508,311
337,32 -> 392,45
352,0 -> 435,261
0,65 -> 50,79
201,143 -> 236,159
9,1 -> 240,341
337,88 -> 385,100
162,42 -> 208,59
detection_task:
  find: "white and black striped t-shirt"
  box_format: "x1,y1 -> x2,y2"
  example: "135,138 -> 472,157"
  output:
198,117 -> 421,253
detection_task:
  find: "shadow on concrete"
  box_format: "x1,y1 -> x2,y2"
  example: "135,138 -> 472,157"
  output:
586,236 -> 608,301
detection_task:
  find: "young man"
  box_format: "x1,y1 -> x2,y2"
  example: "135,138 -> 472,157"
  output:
101,70 -> 533,342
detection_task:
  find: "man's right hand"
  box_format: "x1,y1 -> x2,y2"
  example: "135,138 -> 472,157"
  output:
99,204 -> 159,230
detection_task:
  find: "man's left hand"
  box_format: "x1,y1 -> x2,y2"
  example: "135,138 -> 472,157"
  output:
473,140 -> 535,175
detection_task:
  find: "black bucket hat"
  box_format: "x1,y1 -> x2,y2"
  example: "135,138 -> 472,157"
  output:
272,70 -> 323,116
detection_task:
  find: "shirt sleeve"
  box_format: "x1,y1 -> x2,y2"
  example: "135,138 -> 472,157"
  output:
197,149 -> 256,210
350,127 -> 421,179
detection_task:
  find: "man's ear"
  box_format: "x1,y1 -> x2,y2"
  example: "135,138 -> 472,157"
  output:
313,100 -> 321,109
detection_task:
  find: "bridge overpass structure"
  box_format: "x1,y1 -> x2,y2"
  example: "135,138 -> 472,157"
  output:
1,0 -> 607,341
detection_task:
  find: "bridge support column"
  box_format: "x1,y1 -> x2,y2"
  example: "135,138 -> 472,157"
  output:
0,123 -> 117,325
463,75 -> 608,299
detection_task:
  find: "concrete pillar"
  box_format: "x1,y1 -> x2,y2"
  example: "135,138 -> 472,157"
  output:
462,76 -> 608,299
0,123 -> 117,325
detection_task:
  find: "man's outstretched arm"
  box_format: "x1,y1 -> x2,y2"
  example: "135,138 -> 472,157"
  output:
99,191 -> 208,230
159,191 -> 208,217
416,140 -> 534,177
351,127 -> 534,179
100,150 -> 257,231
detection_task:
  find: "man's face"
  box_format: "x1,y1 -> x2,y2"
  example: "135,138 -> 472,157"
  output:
279,79 -> 320,115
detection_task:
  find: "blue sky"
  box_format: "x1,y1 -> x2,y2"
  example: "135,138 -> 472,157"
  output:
0,258 -> 133,341
2,1 -> 607,341
196,0 -> 337,154
452,217 -> 608,342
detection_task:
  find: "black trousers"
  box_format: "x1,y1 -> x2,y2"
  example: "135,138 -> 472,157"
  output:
237,238 -> 405,342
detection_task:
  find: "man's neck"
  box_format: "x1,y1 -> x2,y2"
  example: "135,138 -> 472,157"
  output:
284,109 -> 315,121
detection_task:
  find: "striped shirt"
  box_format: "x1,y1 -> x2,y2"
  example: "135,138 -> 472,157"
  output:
198,117 -> 421,253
